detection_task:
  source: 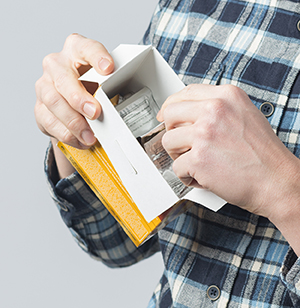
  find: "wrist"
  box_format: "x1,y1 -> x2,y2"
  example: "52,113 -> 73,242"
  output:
266,152 -> 300,256
51,138 -> 76,179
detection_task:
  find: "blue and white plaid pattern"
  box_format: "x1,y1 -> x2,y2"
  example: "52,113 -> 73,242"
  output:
45,0 -> 300,307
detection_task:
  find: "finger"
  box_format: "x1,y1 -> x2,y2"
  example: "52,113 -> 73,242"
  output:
163,101 -> 202,130
172,152 -> 204,188
37,82 -> 96,147
35,101 -> 93,149
42,34 -> 115,121
63,33 -> 114,75
172,152 -> 195,186
157,84 -> 217,121
41,56 -> 101,121
162,126 -> 193,160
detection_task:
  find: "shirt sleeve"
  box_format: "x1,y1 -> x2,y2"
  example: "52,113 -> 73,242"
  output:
44,142 -> 160,268
281,247 -> 300,306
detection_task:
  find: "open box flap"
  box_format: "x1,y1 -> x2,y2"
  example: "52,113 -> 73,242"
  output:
79,44 -> 152,85
184,187 -> 226,212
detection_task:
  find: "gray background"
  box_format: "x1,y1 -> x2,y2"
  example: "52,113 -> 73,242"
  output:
1,1 -> 164,307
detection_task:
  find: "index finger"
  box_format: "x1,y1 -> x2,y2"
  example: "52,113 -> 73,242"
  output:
40,57 -> 101,121
43,34 -> 115,120
157,84 -> 217,121
64,34 -> 114,76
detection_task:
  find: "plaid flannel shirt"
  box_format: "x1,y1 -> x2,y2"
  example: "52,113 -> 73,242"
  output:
45,0 -> 300,306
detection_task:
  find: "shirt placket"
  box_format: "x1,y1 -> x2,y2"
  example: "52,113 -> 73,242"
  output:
260,2 -> 300,136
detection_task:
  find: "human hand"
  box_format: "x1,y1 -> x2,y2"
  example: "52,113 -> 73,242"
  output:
158,84 -> 300,219
34,34 -> 114,149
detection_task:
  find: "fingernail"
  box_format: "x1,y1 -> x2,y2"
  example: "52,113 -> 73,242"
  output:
78,142 -> 90,149
82,129 -> 96,145
98,58 -> 111,72
83,102 -> 96,118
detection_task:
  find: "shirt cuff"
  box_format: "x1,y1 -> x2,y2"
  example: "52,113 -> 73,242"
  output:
44,142 -> 107,227
281,247 -> 300,305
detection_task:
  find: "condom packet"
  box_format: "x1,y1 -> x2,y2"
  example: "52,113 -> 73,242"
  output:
115,87 -> 160,138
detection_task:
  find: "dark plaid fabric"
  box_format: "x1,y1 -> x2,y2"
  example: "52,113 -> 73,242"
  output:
45,0 -> 300,306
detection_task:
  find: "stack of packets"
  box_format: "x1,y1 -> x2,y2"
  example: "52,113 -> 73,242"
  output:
58,45 -> 226,247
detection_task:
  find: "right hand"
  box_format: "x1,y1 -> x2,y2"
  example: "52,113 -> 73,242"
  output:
34,33 -> 114,149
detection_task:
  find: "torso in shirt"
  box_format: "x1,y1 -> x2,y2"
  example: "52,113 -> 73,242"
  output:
142,0 -> 300,307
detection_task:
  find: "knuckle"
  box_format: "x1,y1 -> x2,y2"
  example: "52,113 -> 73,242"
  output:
79,39 -> 103,59
206,98 -> 232,124
42,53 -> 58,71
66,116 -> 83,133
61,129 -> 76,145
185,83 -> 197,92
36,122 -> 49,136
54,72 -> 69,91
194,116 -> 216,143
200,99 -> 226,127
197,120 -> 217,142
35,77 -> 43,92
65,33 -> 81,48
209,98 -> 226,114
219,84 -> 243,99
182,84 -> 198,97
42,114 -> 58,133
34,100 -> 42,117
68,91 -> 83,107
190,145 -> 206,168
43,89 -> 61,109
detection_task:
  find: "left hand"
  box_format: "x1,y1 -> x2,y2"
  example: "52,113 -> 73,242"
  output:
158,84 -> 300,219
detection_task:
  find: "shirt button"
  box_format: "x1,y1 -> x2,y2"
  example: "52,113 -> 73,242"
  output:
260,102 -> 274,117
297,20 -> 300,32
59,203 -> 69,212
207,285 -> 221,301
77,238 -> 89,251
75,236 -> 89,252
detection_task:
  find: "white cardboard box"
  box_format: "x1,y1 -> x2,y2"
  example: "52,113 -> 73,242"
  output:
80,44 -> 226,223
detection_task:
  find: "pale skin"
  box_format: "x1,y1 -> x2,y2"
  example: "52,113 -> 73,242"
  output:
35,34 -> 300,256
35,34 -> 114,178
